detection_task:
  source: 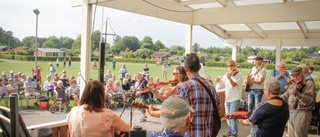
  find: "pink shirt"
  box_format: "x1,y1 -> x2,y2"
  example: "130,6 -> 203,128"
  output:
67,105 -> 117,137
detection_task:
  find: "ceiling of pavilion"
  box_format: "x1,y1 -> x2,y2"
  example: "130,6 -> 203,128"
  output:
73,0 -> 320,46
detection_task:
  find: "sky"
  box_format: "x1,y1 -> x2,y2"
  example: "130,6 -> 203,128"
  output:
0,0 -> 224,48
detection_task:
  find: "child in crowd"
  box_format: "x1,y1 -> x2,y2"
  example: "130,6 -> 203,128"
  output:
55,81 -> 68,112
43,75 -> 55,100
68,80 -> 79,106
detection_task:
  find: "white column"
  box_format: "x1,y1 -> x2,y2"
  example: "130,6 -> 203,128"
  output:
232,44 -> 237,61
185,25 -> 193,55
79,0 -> 92,99
275,39 -> 281,69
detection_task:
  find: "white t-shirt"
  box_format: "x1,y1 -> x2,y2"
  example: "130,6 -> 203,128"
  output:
221,72 -> 243,102
43,80 -> 55,90
0,84 -> 6,94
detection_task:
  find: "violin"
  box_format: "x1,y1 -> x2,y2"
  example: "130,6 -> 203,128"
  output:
154,79 -> 178,88
229,69 -> 239,76
131,101 -> 160,111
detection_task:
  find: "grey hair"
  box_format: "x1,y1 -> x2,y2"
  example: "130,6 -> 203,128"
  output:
297,64 -> 309,74
264,79 -> 281,95
57,80 -> 63,85
160,113 -> 189,129
227,60 -> 237,66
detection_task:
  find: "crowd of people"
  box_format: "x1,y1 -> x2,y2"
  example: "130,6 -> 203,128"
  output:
0,54 -> 318,137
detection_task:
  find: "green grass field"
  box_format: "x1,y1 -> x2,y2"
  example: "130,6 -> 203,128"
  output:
0,59 -> 318,109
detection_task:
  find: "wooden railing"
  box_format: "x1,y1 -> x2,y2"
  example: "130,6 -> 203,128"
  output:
27,120 -> 69,137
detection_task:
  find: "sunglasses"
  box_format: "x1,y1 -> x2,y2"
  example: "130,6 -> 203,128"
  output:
172,73 -> 180,75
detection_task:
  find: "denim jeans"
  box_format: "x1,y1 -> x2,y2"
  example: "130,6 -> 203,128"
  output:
248,89 -> 263,114
225,100 -> 240,135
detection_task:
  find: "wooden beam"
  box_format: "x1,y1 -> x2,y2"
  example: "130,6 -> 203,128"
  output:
297,21 -> 308,39
246,24 -> 265,39
194,1 -> 320,24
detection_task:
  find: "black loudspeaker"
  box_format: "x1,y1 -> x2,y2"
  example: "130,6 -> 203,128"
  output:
129,126 -> 146,137
99,42 -> 106,83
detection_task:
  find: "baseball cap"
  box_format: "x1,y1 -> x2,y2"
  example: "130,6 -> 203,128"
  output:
255,56 -> 263,60
8,78 -> 13,81
161,95 -> 194,119
291,67 -> 302,75
10,70 -> 14,73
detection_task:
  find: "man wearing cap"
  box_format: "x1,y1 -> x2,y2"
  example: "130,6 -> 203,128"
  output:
24,76 -> 40,109
280,67 -> 315,137
270,62 -> 292,94
245,56 -> 267,116
298,64 -> 314,83
1,71 -> 9,85
176,53 -> 220,137
147,95 -> 193,137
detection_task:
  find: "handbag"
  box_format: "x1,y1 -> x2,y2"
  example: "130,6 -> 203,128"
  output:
192,78 -> 221,137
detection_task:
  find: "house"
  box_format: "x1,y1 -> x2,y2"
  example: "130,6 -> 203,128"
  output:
247,55 -> 257,63
35,48 -> 65,57
113,51 -> 131,59
307,54 -> 320,58
0,46 -> 9,53
150,52 -> 172,62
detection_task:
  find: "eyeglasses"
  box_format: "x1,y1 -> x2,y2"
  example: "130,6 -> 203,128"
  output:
277,66 -> 285,68
172,73 -> 180,75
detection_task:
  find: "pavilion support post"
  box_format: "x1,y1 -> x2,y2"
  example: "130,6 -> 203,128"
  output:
185,25 -> 193,55
79,0 -> 92,99
231,45 -> 237,61
275,39 -> 282,69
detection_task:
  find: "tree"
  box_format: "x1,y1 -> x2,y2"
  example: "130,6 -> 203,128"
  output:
154,40 -> 166,51
110,36 -> 126,54
72,35 -> 81,50
192,43 -> 200,53
42,36 -> 61,48
122,36 -> 140,51
0,27 -> 21,48
134,48 -> 153,59
59,36 -> 74,49
22,36 -> 35,48
91,30 -> 101,51
140,36 -> 153,50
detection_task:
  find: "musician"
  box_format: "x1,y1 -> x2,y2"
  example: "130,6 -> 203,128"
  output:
67,80 -> 130,137
147,66 -> 188,117
245,56 -> 266,116
176,53 -> 220,137
147,95 -> 193,137
240,79 -> 289,137
134,72 -> 149,122
270,62 -> 292,93
280,67 -> 315,137
148,66 -> 188,102
216,60 -> 242,137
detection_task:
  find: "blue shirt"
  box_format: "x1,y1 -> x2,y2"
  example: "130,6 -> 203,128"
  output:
147,128 -> 185,137
249,101 -> 289,137
270,70 -> 291,92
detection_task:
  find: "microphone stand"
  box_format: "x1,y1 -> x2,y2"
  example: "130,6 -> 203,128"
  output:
119,78 -> 146,127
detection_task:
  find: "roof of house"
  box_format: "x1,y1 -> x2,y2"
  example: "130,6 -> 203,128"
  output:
37,48 -> 64,53
0,46 -> 8,50
12,46 -> 27,51
307,54 -> 320,58
150,52 -> 172,58
117,51 -> 131,56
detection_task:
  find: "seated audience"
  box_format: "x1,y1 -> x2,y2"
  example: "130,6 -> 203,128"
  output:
24,76 -> 40,109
